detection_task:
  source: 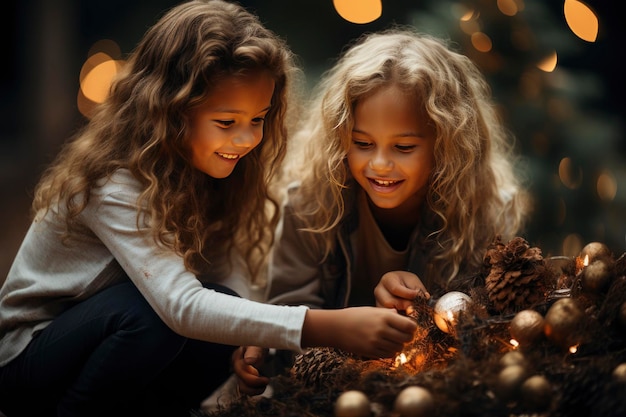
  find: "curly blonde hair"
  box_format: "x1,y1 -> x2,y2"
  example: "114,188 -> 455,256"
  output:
283,27 -> 531,283
32,0 -> 301,280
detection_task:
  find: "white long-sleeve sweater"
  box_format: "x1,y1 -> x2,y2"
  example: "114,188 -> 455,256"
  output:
0,169 -> 307,367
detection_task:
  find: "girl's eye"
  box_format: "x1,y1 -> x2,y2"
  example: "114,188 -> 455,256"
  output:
252,117 -> 265,125
396,144 -> 416,152
352,139 -> 372,149
215,120 -> 234,127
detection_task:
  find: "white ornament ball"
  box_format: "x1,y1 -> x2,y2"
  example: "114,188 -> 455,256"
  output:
334,390 -> 370,417
393,386 -> 435,417
433,291 -> 471,333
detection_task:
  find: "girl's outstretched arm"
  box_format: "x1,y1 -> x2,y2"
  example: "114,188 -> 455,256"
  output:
301,307 -> 417,359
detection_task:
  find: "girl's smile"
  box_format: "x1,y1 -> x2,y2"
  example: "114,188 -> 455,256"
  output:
367,178 -> 404,193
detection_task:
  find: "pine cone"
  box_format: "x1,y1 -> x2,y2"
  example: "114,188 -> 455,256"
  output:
483,236 -> 552,314
291,347 -> 350,388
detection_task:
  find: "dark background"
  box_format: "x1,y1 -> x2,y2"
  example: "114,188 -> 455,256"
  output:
1,0 -> 624,281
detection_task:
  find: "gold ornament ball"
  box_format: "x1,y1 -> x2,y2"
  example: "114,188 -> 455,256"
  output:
544,298 -> 584,349
334,390 -> 371,417
433,291 -> 471,333
393,386 -> 435,417
510,310 -> 545,347
499,351 -> 526,368
520,375 -> 552,411
612,363 -> 626,383
581,259 -> 612,293
495,364 -> 527,400
579,242 -> 611,263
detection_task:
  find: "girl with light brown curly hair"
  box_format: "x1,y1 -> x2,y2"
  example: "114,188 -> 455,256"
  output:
235,28 -> 532,395
0,3 -> 417,416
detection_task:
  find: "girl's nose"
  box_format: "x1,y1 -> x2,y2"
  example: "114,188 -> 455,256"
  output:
232,127 -> 260,148
368,151 -> 393,172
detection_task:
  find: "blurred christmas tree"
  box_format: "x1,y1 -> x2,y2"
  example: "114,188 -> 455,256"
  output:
405,0 -> 625,258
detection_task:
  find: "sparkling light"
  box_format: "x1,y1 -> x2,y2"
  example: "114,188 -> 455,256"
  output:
394,353 -> 408,367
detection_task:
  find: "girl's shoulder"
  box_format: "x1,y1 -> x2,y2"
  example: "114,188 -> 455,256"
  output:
88,169 -> 146,211
94,169 -> 143,195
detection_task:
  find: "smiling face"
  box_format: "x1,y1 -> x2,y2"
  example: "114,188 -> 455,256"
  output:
188,70 -> 275,179
347,83 -> 436,214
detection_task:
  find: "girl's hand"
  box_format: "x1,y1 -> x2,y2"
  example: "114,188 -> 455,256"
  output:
302,307 -> 418,359
374,271 -> 430,311
232,346 -> 270,396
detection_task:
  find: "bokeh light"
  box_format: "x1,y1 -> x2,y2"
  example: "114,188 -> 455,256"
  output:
471,32 -> 492,52
459,9 -> 481,35
79,53 -> 122,103
563,0 -> 599,42
597,171 -> 617,201
77,40 -> 126,118
333,0 -> 382,24
562,233 -> 584,257
87,39 -> 122,61
558,157 -> 583,189
537,51 -> 557,72
497,0 -> 519,17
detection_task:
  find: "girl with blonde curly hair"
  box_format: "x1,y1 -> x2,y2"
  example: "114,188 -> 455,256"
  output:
235,28 -> 531,395
0,3 -> 417,416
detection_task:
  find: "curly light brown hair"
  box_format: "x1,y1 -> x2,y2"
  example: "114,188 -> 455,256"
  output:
283,27 -> 532,284
32,0 -> 301,280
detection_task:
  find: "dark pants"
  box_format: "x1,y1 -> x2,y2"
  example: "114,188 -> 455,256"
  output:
0,281 -> 238,417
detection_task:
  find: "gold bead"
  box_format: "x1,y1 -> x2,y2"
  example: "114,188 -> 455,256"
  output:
579,242 -> 611,263
393,386 -> 434,417
581,259 -> 612,292
495,364 -> 527,400
544,298 -> 584,349
520,375 -> 552,411
499,351 -> 526,367
334,390 -> 370,417
510,310 -> 544,347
